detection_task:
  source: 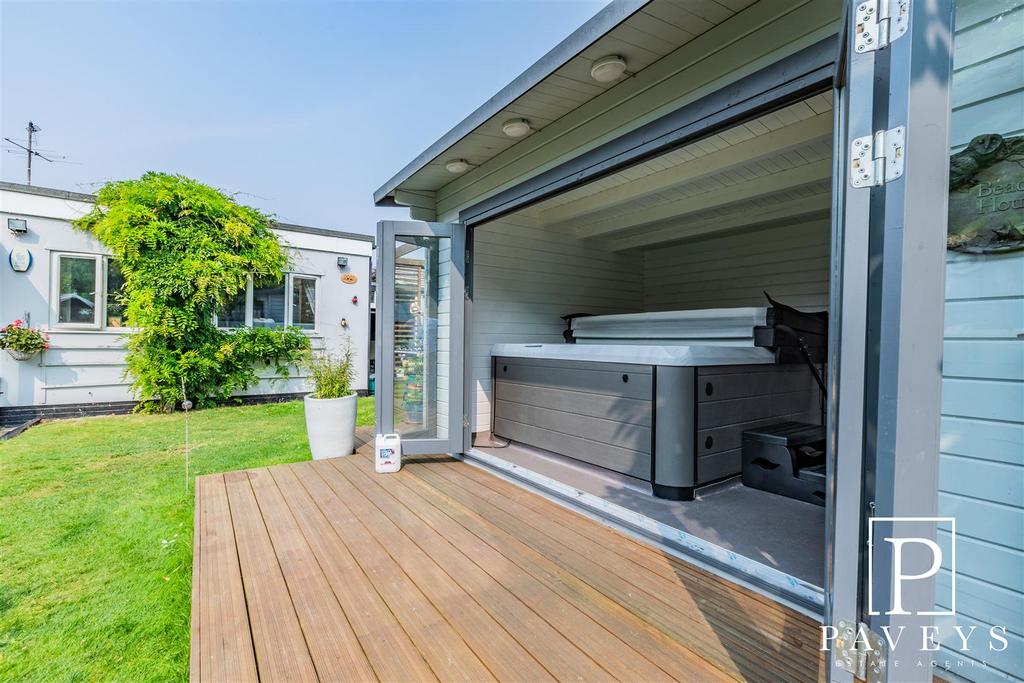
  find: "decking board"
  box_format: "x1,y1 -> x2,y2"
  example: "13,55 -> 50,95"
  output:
418,458 -> 820,682
191,427 -> 825,682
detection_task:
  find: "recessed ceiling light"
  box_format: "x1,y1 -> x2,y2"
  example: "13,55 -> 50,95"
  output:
445,159 -> 471,174
590,55 -> 627,83
502,118 -> 532,138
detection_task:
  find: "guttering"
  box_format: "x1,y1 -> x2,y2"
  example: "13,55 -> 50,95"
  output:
372,0 -> 650,206
0,181 -> 96,203
272,222 -> 375,243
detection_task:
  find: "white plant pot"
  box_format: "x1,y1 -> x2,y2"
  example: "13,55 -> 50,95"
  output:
304,393 -> 357,460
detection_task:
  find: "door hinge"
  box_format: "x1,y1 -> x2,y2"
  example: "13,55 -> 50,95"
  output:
835,619 -> 888,683
851,126 -> 905,188
855,0 -> 910,53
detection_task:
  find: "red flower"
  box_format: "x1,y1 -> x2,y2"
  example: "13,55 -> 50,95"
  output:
44,333 -> 51,340
44,343 -> 50,349
12,319 -> 23,327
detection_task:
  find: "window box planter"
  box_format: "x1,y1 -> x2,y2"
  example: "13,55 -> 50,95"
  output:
6,348 -> 39,361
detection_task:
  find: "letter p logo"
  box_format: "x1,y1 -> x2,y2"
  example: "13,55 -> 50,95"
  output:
868,517 -> 955,617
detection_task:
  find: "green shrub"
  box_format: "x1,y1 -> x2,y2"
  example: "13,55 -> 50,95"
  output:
74,172 -> 310,411
304,340 -> 356,399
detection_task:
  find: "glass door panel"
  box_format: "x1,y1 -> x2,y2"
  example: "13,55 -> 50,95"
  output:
393,235 -> 450,439
376,221 -> 465,456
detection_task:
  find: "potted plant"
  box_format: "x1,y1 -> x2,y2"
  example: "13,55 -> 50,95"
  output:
0,320 -> 49,361
302,340 -> 357,459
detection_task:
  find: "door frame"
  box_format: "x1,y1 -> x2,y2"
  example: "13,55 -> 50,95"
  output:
375,220 -> 467,456
827,1 -> 954,679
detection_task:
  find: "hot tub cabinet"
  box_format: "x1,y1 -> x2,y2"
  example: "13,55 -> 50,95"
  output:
492,345 -> 819,500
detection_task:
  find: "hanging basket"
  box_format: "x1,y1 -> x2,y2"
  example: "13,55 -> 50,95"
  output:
6,349 -> 39,361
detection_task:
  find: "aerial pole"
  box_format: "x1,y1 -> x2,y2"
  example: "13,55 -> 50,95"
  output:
27,121 -> 39,185
3,121 -> 61,185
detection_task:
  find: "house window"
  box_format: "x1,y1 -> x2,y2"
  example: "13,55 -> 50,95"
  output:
217,288 -> 248,329
56,254 -> 101,326
54,253 -> 130,329
291,276 -> 317,330
252,278 -> 286,328
105,260 -> 127,327
215,273 -> 318,331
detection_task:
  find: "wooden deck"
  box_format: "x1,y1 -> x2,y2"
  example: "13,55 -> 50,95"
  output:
191,428 -> 825,682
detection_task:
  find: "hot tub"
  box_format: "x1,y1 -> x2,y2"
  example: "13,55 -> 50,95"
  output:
491,336 -> 820,500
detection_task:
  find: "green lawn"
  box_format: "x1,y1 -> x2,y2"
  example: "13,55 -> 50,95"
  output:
0,398 -> 374,682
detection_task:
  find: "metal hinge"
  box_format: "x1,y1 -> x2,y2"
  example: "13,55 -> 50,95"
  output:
855,0 -> 910,53
850,126 -> 905,188
835,619 -> 888,683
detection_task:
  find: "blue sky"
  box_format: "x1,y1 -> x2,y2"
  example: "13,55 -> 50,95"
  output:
1,1 -> 605,234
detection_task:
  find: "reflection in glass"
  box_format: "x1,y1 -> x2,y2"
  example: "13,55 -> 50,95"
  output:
253,278 -> 286,327
58,255 -> 97,324
105,260 -> 127,327
218,288 -> 247,328
291,276 -> 316,330
393,236 -> 449,438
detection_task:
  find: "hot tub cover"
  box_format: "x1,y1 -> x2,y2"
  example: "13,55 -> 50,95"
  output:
570,307 -> 768,345
490,343 -> 774,366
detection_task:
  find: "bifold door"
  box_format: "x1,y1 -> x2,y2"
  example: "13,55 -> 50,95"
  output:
375,220 -> 466,455
827,1 -> 954,681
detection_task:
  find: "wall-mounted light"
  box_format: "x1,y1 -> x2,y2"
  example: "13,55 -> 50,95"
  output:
8,218 -> 28,235
502,118 -> 532,138
337,256 -> 348,269
445,159 -> 471,174
590,55 -> 628,83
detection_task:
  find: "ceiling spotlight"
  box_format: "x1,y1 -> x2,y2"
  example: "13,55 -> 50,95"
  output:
445,159 -> 471,174
502,118 -> 532,138
590,55 -> 628,83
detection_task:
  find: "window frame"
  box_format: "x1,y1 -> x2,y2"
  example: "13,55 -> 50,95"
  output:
51,252 -> 131,331
52,251 -> 104,329
214,273 -> 320,333
289,273 -> 320,333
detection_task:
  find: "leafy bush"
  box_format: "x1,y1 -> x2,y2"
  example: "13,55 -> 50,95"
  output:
0,319 -> 50,354
303,340 -> 356,399
74,172 -> 310,411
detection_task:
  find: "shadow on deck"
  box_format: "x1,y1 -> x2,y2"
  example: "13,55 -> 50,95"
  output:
190,427 -> 825,682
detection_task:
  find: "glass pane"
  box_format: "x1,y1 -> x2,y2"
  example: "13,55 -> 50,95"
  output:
291,276 -> 316,330
105,260 -> 126,328
58,256 -> 97,324
935,3 -> 1024,679
252,278 -> 286,328
218,288 -> 247,328
393,235 -> 450,438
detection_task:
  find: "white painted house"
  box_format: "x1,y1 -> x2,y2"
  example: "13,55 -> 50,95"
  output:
371,1 -> 1023,680
0,181 -> 373,425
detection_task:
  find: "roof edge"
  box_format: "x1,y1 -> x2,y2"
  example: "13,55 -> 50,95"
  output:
1,181 -> 372,242
373,0 -> 650,205
0,181 -> 97,203
271,222 -> 374,243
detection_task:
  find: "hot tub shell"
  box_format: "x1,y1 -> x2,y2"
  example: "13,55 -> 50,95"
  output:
492,343 -> 820,500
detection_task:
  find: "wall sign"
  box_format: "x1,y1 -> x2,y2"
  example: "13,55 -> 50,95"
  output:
948,133 -> 1024,254
341,273 -> 358,284
9,247 -> 32,272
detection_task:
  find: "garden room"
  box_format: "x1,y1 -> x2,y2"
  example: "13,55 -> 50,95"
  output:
449,90 -> 837,607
